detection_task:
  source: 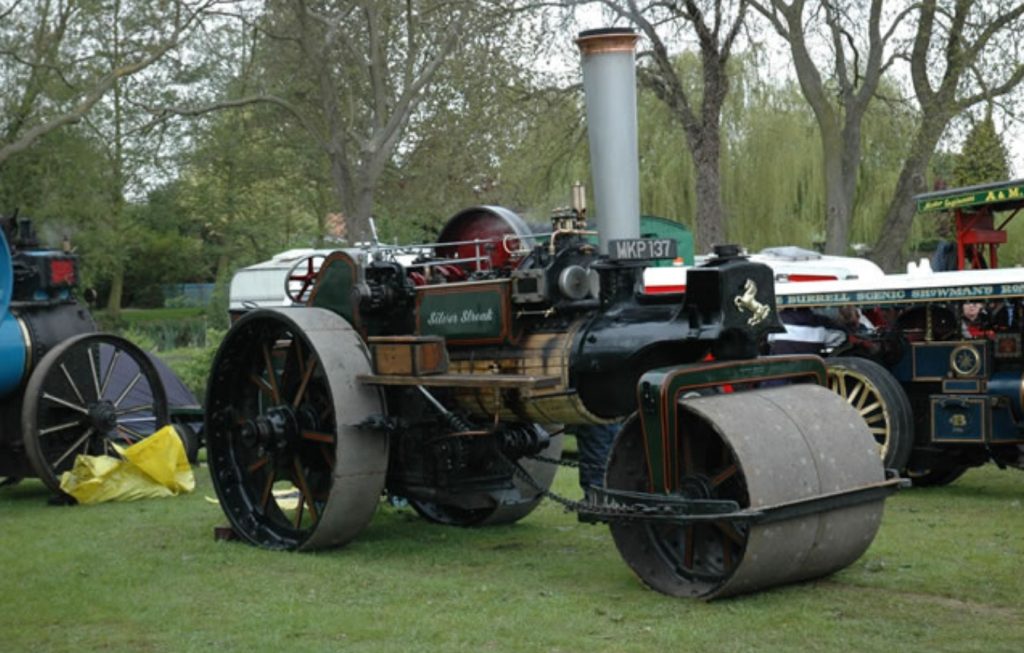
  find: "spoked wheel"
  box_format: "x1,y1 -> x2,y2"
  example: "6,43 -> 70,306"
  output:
21,333 -> 169,494
284,254 -> 327,304
826,356 -> 913,472
607,385 -> 887,599
410,427 -> 564,527
205,308 -> 387,551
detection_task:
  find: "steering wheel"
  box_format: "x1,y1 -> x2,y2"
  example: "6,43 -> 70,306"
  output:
284,254 -> 327,304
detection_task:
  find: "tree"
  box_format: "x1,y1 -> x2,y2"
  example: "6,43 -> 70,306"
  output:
188,0 -> 532,245
0,0 -> 221,168
871,0 -> 1024,270
748,0 -> 909,256
591,0 -> 748,252
953,115 -> 1011,187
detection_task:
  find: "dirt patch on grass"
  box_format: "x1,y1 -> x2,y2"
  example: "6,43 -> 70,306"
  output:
821,580 -> 1021,620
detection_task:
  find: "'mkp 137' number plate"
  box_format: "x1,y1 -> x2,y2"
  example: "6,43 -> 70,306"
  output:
609,238 -> 677,261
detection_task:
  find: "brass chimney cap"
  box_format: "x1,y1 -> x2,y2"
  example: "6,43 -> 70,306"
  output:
576,27 -> 638,55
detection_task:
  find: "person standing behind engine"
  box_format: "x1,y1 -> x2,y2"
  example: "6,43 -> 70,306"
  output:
768,307 -> 847,355
961,301 -> 993,339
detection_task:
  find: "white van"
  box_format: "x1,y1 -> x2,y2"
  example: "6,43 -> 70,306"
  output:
228,249 -> 336,318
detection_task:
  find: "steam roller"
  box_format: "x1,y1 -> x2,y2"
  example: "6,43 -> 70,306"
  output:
203,26 -> 898,598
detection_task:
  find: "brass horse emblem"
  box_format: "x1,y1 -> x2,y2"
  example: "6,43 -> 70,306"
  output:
734,279 -> 770,326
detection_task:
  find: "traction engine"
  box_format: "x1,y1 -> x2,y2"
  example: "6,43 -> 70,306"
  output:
204,28 -> 899,599
0,215 -> 172,493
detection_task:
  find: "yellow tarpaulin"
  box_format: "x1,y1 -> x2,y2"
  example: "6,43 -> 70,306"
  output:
59,425 -> 195,504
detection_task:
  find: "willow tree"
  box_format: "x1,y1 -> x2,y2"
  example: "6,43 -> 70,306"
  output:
747,0 -> 909,256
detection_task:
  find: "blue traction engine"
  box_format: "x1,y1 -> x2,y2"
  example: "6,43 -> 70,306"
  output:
0,214 -> 170,493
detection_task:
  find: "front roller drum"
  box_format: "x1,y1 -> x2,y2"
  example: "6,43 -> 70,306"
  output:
205,308 -> 388,551
608,384 -> 886,599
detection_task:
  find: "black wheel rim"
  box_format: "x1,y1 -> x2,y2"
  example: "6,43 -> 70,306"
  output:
22,333 -> 169,493
206,312 -> 339,549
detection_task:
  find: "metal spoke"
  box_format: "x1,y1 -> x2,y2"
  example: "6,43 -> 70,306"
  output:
42,392 -> 89,415
292,458 -> 319,524
292,354 -> 319,408
60,363 -> 86,405
301,430 -> 334,444
53,427 -> 95,468
855,386 -> 871,410
320,445 -> 334,467
116,423 -> 145,440
859,401 -> 881,417
714,520 -> 745,546
115,404 -> 154,417
39,419 -> 85,437
293,339 -> 306,380
88,346 -> 102,399
845,381 -> 864,406
249,373 -> 275,401
262,343 -> 281,404
113,372 -> 142,408
99,348 -> 123,398
709,463 -> 738,488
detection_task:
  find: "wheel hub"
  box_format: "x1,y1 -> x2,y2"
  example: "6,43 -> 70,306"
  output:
678,475 -> 713,500
88,400 -> 118,433
239,405 -> 299,453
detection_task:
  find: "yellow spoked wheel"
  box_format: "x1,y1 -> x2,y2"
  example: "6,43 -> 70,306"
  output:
826,356 -> 913,472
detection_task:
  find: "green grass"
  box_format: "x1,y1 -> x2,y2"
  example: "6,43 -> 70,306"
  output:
1,465 -> 1022,653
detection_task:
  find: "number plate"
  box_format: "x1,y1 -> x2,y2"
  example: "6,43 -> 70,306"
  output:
609,238 -> 678,261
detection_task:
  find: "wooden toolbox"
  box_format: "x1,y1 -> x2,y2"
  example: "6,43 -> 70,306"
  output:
368,335 -> 448,376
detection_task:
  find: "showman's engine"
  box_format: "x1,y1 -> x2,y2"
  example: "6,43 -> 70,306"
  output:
204,28 -> 899,599
0,216 -> 179,494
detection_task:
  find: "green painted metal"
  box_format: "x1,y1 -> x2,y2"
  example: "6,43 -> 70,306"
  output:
636,356 -> 828,492
915,178 -> 1024,213
310,254 -> 357,325
415,283 -> 508,343
586,215 -> 693,266
640,215 -> 694,266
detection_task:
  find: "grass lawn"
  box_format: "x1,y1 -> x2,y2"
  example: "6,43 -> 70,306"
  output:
1,463 -> 1022,653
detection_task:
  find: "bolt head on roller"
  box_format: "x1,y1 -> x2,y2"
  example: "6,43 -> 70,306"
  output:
576,28 -> 641,255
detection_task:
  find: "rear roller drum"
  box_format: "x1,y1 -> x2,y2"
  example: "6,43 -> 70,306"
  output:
205,308 -> 387,551
21,333 -> 170,494
608,385 -> 886,599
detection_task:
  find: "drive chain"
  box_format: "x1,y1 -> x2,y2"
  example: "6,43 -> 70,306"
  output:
504,452 -> 655,521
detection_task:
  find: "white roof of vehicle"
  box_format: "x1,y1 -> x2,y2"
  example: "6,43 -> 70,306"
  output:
229,249 -> 338,309
644,248 -> 885,293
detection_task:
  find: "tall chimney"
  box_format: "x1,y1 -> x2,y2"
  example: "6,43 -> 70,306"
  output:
576,28 -> 641,255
